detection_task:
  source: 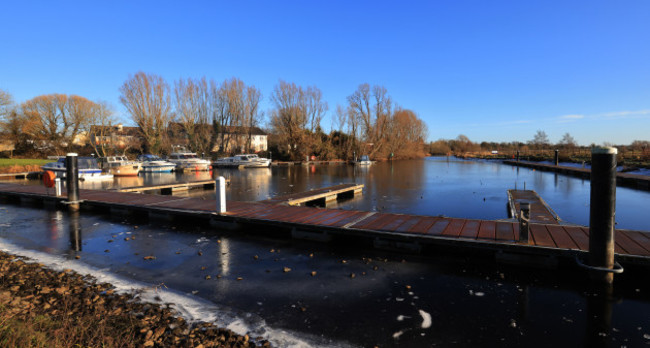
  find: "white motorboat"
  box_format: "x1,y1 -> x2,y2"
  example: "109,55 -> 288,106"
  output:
167,146 -> 211,171
41,157 -> 113,180
98,155 -> 141,176
212,154 -> 271,168
355,155 -> 372,165
137,154 -> 176,173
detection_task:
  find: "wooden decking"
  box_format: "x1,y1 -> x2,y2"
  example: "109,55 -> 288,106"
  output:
1,182 -> 650,266
113,179 -> 226,194
503,160 -> 650,190
260,183 -> 363,206
507,189 -> 561,224
0,172 -> 41,180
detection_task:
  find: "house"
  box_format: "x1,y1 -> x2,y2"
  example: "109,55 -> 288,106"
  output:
212,126 -> 268,153
89,124 -> 142,149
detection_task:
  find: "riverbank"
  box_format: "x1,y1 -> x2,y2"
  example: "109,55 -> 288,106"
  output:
0,159 -> 50,174
0,250 -> 271,348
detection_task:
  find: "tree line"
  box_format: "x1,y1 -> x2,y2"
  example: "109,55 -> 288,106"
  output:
429,131 -> 650,160
1,73 -> 428,161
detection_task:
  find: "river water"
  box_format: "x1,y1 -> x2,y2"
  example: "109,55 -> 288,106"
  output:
1,157 -> 650,347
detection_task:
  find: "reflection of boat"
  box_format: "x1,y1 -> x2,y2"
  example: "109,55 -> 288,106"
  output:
212,154 -> 271,168
98,156 -> 141,176
355,155 -> 372,166
137,154 -> 176,173
167,146 -> 211,171
41,157 -> 113,180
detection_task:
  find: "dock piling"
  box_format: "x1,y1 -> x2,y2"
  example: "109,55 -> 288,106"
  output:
216,176 -> 226,213
589,147 -> 618,284
516,150 -> 520,162
65,153 -> 80,211
518,202 -> 530,244
554,149 -> 559,166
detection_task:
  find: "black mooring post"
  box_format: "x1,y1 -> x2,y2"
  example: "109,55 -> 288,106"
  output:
589,147 -> 617,284
516,150 -> 520,162
554,149 -> 559,166
66,153 -> 80,212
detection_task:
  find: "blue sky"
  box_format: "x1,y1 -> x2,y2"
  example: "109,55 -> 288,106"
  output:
1,1 -> 649,145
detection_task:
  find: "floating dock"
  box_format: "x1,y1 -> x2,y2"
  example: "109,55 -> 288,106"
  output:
260,183 -> 363,206
2,182 -> 649,267
503,160 -> 650,190
507,189 -> 561,224
112,179 -> 227,195
0,172 -> 41,180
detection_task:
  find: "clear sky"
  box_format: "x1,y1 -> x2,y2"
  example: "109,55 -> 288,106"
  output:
1,1 -> 649,145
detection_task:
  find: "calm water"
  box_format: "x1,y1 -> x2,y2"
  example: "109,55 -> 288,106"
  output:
2,157 -> 650,347
74,156 -> 647,230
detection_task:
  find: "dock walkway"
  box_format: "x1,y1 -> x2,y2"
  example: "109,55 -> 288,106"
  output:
112,179 -> 227,195
507,189 -> 561,224
503,160 -> 650,189
1,183 -> 650,266
260,183 -> 363,206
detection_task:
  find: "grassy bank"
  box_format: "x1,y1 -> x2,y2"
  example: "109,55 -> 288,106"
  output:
0,251 -> 271,348
0,159 -> 50,174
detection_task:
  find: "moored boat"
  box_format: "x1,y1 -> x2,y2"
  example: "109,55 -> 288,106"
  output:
41,157 -> 113,180
137,154 -> 176,173
98,156 -> 141,176
167,146 -> 211,171
212,154 -> 271,168
354,155 -> 372,166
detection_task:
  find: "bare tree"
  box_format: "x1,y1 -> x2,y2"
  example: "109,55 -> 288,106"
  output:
529,130 -> 550,149
0,89 -> 12,121
174,77 -> 213,155
270,80 -> 327,160
386,108 -> 427,158
347,84 -> 392,157
558,132 -> 577,148
119,72 -> 172,154
244,85 -> 262,151
20,94 -> 97,154
88,101 -> 118,157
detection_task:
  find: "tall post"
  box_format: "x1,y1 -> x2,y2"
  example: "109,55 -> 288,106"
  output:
66,153 -> 80,212
554,149 -> 559,166
516,150 -> 520,162
519,202 -> 530,244
216,176 -> 226,213
589,147 -> 617,284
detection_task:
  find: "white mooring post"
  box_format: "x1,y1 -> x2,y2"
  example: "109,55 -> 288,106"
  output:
55,178 -> 62,196
216,176 -> 226,213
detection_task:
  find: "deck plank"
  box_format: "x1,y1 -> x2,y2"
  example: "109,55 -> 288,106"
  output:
546,225 -> 579,249
564,226 -> 589,251
477,221 -> 496,241
459,220 -> 480,239
495,222 -> 515,242
426,219 -> 450,236
530,224 -> 556,247
441,219 -> 465,238
615,230 -> 650,256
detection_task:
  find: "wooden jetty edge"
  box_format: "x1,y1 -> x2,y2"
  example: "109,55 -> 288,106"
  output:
260,183 -> 363,206
112,179 -> 228,195
2,182 -> 650,267
507,189 -> 561,224
503,160 -> 650,190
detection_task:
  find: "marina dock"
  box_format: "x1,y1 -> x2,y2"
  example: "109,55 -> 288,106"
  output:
0,172 -> 41,180
260,183 -> 364,206
503,160 -> 650,189
2,182 -> 649,267
507,189 -> 561,224
112,179 -> 228,195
